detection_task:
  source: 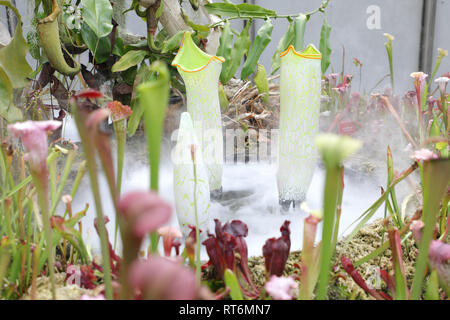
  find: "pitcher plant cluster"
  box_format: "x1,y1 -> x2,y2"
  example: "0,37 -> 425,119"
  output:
0,0 -> 449,301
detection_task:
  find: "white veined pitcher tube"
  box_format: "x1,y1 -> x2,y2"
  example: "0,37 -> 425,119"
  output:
277,44 -> 322,209
172,112 -> 211,237
172,32 -> 225,196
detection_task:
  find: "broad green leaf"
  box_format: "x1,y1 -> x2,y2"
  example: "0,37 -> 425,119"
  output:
81,0 -> 113,38
241,19 -> 273,80
216,20 -> 233,60
80,22 -> 111,64
0,2 -> 32,89
271,22 -> 295,75
224,269 -> 244,300
254,64 -> 269,105
161,31 -> 184,54
294,14 -> 307,51
319,16 -> 331,75
220,21 -> 251,84
0,66 -> 22,122
111,50 -> 147,73
204,3 -> 276,19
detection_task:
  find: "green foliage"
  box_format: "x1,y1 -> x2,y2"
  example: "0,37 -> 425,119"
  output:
81,0 -> 113,38
112,50 -> 148,73
204,2 -> 277,19
271,22 -> 295,75
224,269 -> 244,300
293,13 -> 307,51
80,22 -> 111,64
319,16 -> 331,75
220,21 -> 251,84
241,18 -> 273,80
254,64 -> 269,105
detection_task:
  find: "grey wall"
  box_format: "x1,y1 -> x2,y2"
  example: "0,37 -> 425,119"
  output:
433,0 -> 450,77
254,0 -> 425,95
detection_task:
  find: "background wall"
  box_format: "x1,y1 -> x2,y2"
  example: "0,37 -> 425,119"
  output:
1,0 -> 449,96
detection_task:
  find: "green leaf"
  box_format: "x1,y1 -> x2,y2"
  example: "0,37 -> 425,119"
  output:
0,69 -> 22,122
155,0 -> 164,19
204,3 -> 277,19
220,21 -> 251,84
224,269 -> 244,300
81,0 -> 113,38
271,22 -> 295,75
80,22 -> 111,64
216,20 -> 233,60
161,31 -> 184,54
0,4 -> 32,89
425,270 -> 440,300
111,50 -> 148,73
319,16 -> 331,75
254,64 -> 269,105
294,14 -> 307,51
241,19 -> 273,80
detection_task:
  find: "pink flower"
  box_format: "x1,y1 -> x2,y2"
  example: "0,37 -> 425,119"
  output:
157,226 -> 182,257
107,101 -> 133,122
326,73 -> 339,88
410,148 -> 438,162
7,120 -> 62,172
117,191 -> 172,246
435,76 -> 449,96
410,221 -> 450,289
128,256 -> 198,300
264,275 -> 298,300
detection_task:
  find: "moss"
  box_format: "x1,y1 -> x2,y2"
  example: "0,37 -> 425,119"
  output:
244,218 -> 419,300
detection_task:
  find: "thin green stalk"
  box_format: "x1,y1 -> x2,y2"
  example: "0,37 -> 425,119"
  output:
31,170 -> 56,299
316,164 -> 340,300
113,119 -> 126,250
410,159 -> 450,299
50,148 -> 77,215
73,103 -> 113,300
138,61 -> 170,253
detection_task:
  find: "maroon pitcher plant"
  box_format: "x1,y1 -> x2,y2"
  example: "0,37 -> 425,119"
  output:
203,219 -> 259,298
263,221 -> 291,278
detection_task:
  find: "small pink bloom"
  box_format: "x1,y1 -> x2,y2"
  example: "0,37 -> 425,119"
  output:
326,73 -> 339,88
157,226 -> 182,257
117,191 -> 171,241
107,101 -> 133,122
264,275 -> 298,300
128,256 -> 198,300
410,148 -> 438,162
7,120 -> 62,171
435,76 -> 449,96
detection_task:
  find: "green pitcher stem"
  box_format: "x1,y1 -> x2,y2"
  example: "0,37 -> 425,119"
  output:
31,170 -> 56,300
316,164 -> 340,300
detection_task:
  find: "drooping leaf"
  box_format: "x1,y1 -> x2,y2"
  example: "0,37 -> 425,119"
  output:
220,21 -> 251,84
293,13 -> 307,51
216,20 -> 233,60
111,50 -> 148,73
241,19 -> 273,80
271,22 -> 295,75
319,16 -> 332,75
81,0 -> 113,38
204,3 -> 277,19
